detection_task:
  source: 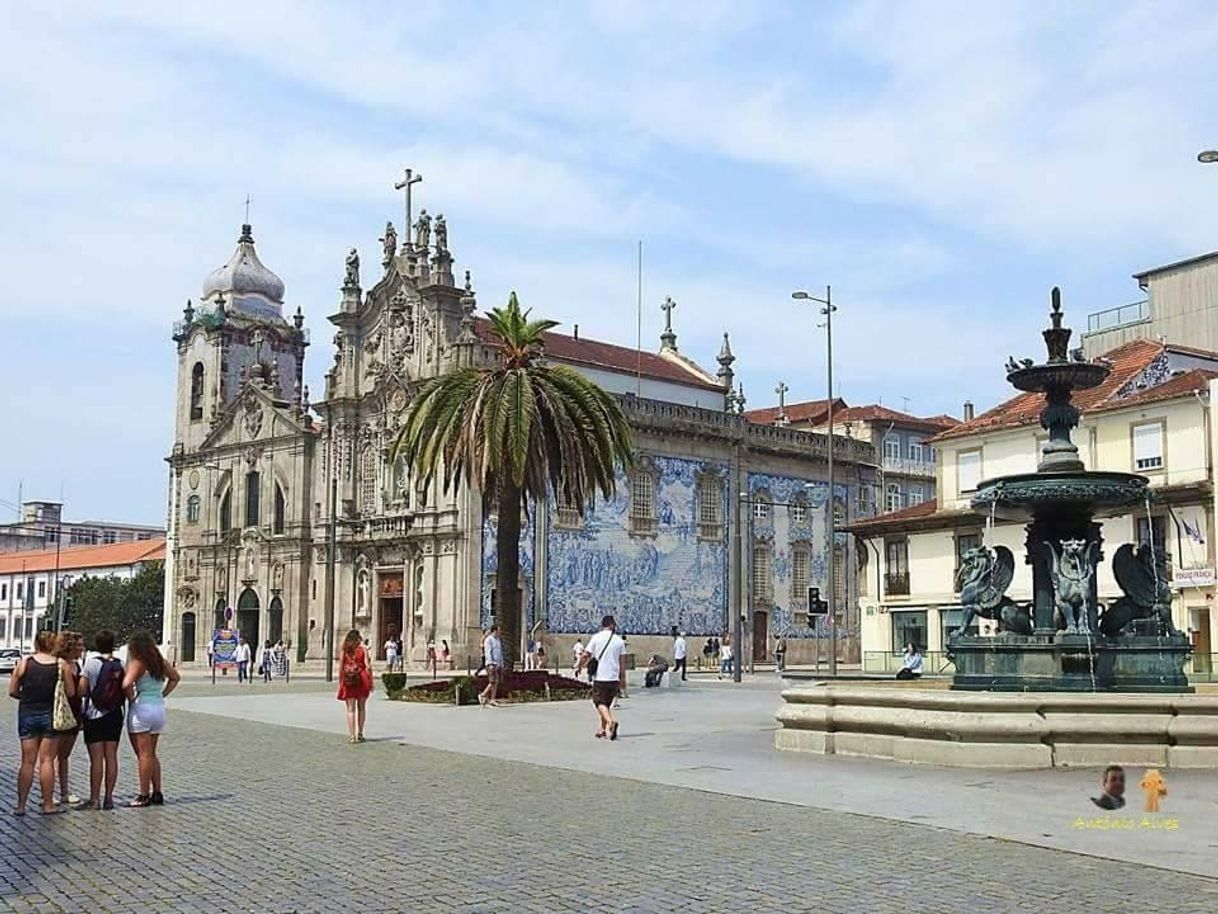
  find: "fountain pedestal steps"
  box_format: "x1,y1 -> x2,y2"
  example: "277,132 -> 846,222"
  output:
775,684 -> 1218,768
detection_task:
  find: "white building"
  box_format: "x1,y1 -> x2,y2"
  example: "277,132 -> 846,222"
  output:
0,539 -> 165,649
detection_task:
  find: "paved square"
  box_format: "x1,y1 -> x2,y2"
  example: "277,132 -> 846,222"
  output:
2,685 -> 1217,913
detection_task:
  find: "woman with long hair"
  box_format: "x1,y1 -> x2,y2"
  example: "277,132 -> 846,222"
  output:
7,630 -> 76,815
123,630 -> 180,808
53,630 -> 86,807
336,629 -> 372,744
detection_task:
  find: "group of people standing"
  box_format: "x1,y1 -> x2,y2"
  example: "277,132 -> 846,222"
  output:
9,628 -> 180,815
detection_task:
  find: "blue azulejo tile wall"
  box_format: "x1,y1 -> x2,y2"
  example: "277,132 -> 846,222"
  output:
746,472 -> 850,639
546,455 -> 730,637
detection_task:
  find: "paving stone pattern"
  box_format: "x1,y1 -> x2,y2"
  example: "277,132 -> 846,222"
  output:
0,705 -> 1216,913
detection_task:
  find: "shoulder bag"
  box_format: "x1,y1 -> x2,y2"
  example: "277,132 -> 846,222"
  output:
52,663 -> 76,732
586,634 -> 614,678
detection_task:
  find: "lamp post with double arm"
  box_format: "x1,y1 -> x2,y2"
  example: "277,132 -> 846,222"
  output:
792,286 -> 838,676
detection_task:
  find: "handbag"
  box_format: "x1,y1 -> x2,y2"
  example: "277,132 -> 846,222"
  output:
586,633 -> 615,678
52,666 -> 76,732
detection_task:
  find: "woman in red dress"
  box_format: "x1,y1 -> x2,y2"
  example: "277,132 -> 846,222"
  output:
336,629 -> 372,744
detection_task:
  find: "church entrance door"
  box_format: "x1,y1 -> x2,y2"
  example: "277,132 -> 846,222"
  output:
378,572 -> 404,660
237,587 -> 260,647
753,611 -> 768,664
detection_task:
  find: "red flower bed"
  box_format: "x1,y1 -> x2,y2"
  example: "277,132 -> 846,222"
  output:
388,670 -> 591,704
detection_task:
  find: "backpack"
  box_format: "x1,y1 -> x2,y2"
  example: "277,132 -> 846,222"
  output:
90,658 -> 125,714
342,652 -> 364,687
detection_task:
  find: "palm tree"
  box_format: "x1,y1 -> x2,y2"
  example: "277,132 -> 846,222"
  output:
392,292 -> 634,666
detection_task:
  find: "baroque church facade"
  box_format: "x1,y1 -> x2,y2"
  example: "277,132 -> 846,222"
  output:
163,194 -> 877,668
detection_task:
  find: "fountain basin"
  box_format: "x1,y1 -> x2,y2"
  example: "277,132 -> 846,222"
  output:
1007,362 -> 1110,392
971,470 -> 1149,521
950,633 -> 1192,692
775,684 -> 1218,768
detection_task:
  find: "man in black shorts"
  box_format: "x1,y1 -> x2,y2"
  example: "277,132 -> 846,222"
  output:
578,615 -> 627,740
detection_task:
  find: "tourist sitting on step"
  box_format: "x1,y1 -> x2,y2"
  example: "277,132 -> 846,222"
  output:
644,654 -> 669,688
895,643 -> 923,680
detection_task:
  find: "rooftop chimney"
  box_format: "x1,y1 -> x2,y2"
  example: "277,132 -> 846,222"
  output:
963,400 -> 975,422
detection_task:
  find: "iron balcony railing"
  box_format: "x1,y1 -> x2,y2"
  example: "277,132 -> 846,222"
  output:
1085,299 -> 1150,334
862,651 -> 955,675
884,571 -> 910,596
881,456 -> 936,478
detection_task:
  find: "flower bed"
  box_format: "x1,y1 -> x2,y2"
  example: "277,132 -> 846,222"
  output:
384,670 -> 591,705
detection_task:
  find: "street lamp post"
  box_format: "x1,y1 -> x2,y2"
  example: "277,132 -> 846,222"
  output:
793,286 -> 838,676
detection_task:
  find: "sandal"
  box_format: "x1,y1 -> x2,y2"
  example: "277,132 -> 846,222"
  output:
128,795 -> 151,808
72,799 -> 97,811
595,731 -> 606,739
610,722 -> 620,741
348,736 -> 357,744
102,800 -> 115,811
40,806 -> 64,816
356,735 -> 366,743
150,792 -> 164,806
11,809 -> 25,818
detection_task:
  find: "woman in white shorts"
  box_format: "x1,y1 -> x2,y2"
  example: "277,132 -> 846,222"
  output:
122,631 -> 180,808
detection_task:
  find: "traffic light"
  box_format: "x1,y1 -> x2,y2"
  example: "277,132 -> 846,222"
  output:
808,586 -> 828,623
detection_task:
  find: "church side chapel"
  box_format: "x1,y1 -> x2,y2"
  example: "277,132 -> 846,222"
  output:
164,181 -> 877,669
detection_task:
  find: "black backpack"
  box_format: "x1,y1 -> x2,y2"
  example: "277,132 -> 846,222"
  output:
90,658 -> 125,714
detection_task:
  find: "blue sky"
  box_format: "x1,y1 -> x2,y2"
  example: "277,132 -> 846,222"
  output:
3,0 -> 1218,524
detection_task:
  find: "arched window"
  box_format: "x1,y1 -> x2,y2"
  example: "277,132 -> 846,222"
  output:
214,597 -> 226,631
186,495 -> 201,524
245,471 -> 260,528
190,362 -> 205,421
273,484 -> 285,535
219,490 -> 232,532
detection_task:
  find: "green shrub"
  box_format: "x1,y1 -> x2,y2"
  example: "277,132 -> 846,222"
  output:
381,672 -> 410,698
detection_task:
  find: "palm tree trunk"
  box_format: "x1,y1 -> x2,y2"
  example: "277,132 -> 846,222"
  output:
493,481 -> 523,669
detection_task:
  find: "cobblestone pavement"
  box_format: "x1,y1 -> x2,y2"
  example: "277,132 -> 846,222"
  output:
1,704 -> 1216,914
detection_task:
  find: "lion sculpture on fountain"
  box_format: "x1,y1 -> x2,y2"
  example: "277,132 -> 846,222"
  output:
1100,542 -> 1177,637
954,545 -> 1032,636
1046,538 -> 1099,633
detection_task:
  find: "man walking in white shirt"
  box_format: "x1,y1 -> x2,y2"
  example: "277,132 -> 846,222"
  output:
578,615 -> 627,741
672,631 -> 688,681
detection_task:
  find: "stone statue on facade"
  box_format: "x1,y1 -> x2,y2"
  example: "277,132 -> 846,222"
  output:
344,248 -> 360,288
356,568 -> 371,617
1046,538 -> 1099,632
414,209 -> 431,251
954,545 -> 1032,636
434,213 -> 447,253
380,221 -> 397,268
1101,542 -> 1177,636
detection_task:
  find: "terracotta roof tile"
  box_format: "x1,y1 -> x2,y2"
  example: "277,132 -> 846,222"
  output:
0,539 -> 165,576
473,318 -> 723,392
743,398 -> 844,426
827,404 -> 960,432
931,339 -> 1165,442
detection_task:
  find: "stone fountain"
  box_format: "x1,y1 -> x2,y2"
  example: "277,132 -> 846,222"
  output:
949,288 -> 1191,692
774,290 -> 1213,767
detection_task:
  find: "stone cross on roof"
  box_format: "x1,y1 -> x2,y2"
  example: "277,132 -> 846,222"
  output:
660,296 -> 678,350
775,380 -> 789,421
